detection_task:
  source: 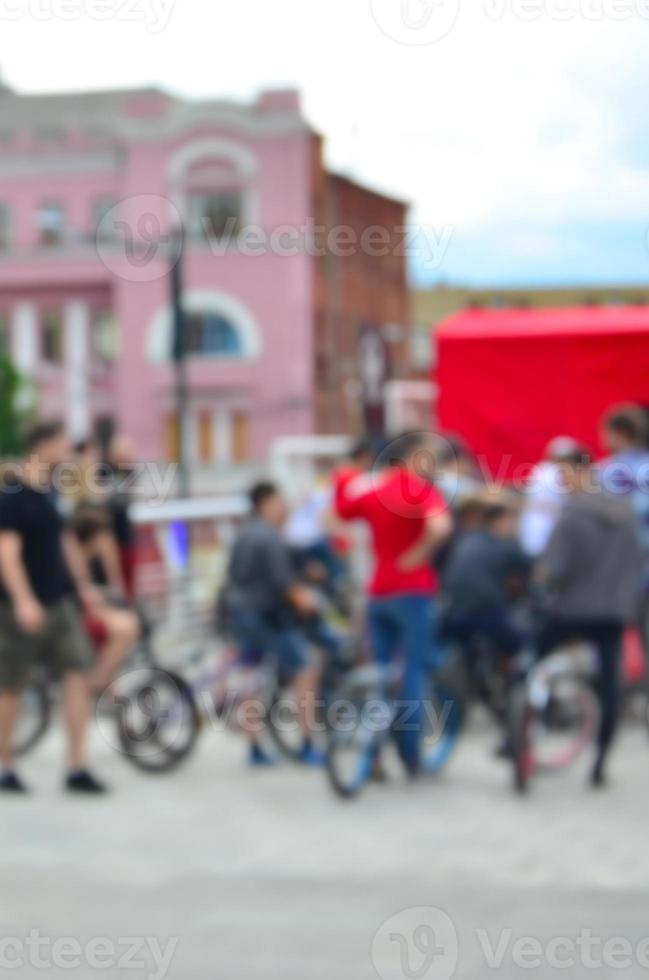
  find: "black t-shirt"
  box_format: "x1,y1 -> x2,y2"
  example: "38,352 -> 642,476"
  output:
0,481 -> 74,605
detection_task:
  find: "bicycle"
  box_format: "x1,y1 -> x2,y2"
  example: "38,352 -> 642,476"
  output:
107,616 -> 344,773
14,613 -> 200,774
507,642 -> 600,794
324,652 -> 465,799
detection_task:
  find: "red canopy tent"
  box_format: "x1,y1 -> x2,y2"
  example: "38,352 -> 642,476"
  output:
436,306 -> 649,481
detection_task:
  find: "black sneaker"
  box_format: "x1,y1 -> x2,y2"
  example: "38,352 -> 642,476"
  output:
494,737 -> 515,761
65,770 -> 108,795
590,763 -> 607,790
0,771 -> 29,794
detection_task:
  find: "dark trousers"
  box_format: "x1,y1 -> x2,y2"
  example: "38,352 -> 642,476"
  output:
443,607 -> 525,658
537,618 -> 623,769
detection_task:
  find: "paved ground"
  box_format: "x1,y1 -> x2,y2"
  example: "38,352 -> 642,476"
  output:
3,718 -> 649,979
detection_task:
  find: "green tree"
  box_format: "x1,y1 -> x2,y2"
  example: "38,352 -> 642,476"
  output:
0,356 -> 26,457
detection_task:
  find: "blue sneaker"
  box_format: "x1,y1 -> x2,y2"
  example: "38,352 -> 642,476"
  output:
248,744 -> 277,767
297,744 -> 325,767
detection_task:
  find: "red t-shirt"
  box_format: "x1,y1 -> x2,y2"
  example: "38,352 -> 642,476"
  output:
335,466 -> 447,597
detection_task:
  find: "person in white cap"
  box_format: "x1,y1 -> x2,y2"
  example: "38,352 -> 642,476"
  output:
519,437 -> 582,559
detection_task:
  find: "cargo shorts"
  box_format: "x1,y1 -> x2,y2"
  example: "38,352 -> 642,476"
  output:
0,597 -> 94,691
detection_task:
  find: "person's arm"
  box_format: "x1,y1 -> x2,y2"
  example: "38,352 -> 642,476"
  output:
398,510 -> 454,571
537,515 -> 579,588
92,531 -> 127,597
334,469 -> 373,522
61,530 -> 104,612
0,531 -> 46,633
266,536 -> 318,615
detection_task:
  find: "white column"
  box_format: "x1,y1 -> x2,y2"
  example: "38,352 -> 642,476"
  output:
64,299 -> 90,440
11,301 -> 38,375
9,302 -> 38,412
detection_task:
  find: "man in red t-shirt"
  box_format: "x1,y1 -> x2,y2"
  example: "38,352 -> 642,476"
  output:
335,432 -> 452,773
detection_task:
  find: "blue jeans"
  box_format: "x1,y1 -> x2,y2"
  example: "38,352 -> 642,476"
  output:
367,594 -> 436,771
229,606 -> 339,680
228,606 -> 308,679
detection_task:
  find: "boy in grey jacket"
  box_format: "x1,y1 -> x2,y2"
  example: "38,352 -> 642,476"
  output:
539,449 -> 644,787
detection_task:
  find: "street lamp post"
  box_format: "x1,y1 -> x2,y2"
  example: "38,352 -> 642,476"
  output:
170,224 -> 191,499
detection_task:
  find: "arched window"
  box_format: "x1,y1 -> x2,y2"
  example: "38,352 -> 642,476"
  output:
167,139 -> 257,243
185,311 -> 243,357
147,290 -> 261,364
186,160 -> 244,241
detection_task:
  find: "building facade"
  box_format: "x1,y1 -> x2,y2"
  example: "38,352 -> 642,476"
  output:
0,83 -> 408,467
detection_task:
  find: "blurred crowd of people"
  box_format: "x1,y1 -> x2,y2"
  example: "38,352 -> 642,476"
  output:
1,400 -> 648,794
226,402 -> 649,785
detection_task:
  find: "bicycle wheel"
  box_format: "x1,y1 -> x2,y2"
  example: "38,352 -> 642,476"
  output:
508,684 -> 535,794
324,665 -> 388,798
325,697 -> 380,799
116,669 -> 201,774
531,676 -> 599,773
266,678 -> 308,762
14,682 -> 51,757
420,674 -> 465,774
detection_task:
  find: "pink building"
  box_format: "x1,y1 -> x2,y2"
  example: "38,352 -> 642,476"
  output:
0,82 -> 409,467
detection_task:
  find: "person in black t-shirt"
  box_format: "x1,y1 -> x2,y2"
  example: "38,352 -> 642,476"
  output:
0,421 -> 108,795
105,433 -> 138,598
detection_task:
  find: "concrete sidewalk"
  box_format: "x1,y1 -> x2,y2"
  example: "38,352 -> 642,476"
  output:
2,723 -> 649,978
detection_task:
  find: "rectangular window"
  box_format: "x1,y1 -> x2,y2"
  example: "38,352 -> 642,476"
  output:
198,412 -> 213,463
232,411 -> 249,462
35,128 -> 66,144
0,204 -> 9,251
188,191 -> 242,241
164,414 -> 180,463
37,202 -> 65,246
92,310 -> 117,363
41,311 -> 63,364
94,197 -> 117,241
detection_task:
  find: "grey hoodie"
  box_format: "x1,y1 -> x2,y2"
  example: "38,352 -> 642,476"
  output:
543,490 -> 644,623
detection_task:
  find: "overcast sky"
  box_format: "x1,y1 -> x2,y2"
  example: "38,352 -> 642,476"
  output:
3,0 -> 649,286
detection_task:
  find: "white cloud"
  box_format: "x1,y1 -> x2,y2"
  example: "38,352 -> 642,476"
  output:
2,0 -> 647,281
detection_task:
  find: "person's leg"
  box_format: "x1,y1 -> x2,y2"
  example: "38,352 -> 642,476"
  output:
639,592 -> 649,688
535,617 -> 570,660
292,662 -> 321,740
367,599 -> 399,671
89,607 -> 140,695
51,601 -> 103,789
394,595 -> 432,773
589,621 -> 623,786
270,627 -> 319,744
0,609 -> 37,786
363,599 -> 401,777
0,690 -> 22,770
228,607 -> 274,763
61,671 -> 91,770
